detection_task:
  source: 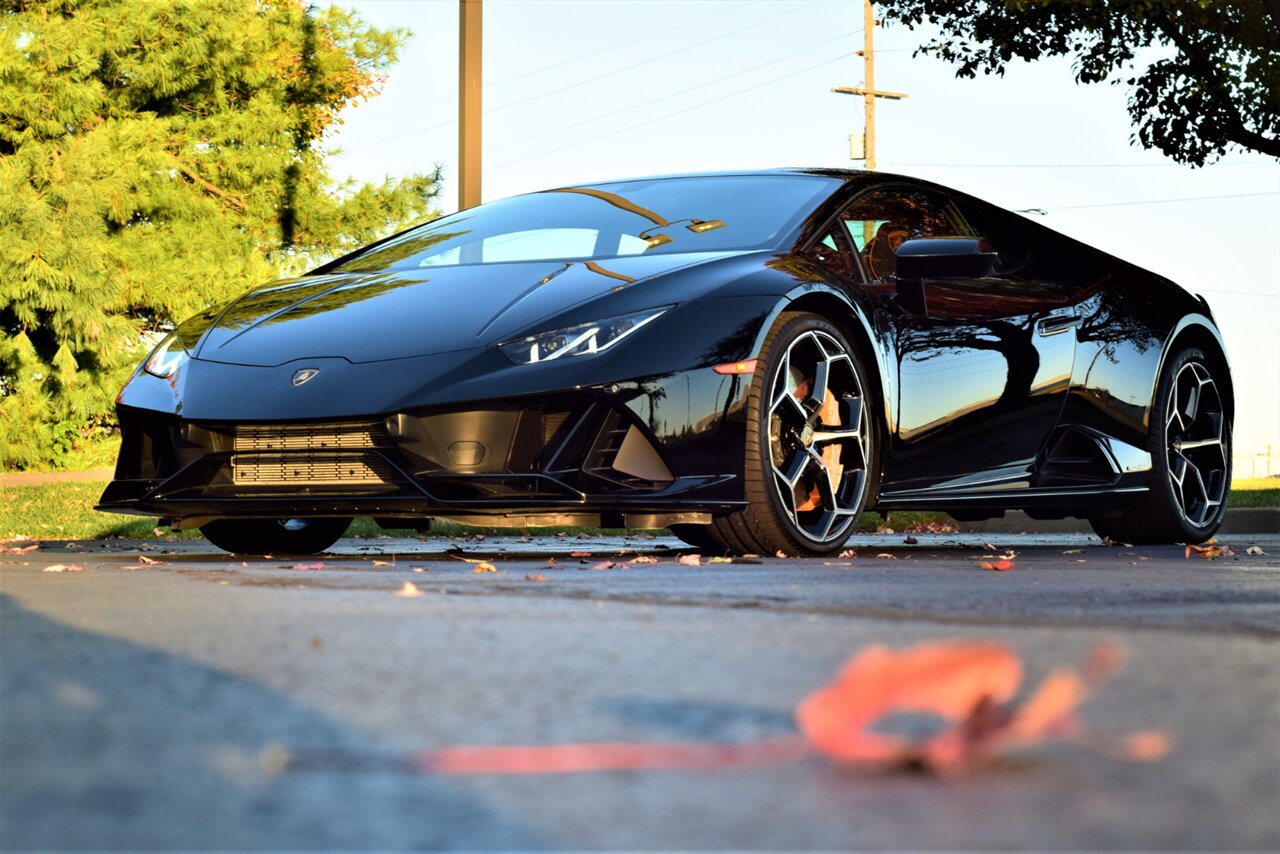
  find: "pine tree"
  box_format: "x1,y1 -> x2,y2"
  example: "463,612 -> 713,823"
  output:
0,0 -> 442,468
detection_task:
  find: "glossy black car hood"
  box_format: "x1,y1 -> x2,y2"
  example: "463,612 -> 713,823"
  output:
192,251 -> 738,366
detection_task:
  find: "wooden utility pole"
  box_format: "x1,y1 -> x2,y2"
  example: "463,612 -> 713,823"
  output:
458,0 -> 482,210
832,0 -> 907,172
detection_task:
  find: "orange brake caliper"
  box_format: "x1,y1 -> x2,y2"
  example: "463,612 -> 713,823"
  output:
796,388 -> 844,512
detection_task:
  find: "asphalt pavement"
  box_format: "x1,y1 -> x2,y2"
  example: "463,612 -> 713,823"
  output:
2,531 -> 1278,850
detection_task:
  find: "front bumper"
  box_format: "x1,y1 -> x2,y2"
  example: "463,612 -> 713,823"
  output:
97,374 -> 751,525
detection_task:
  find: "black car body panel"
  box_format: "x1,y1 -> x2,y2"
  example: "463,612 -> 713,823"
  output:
99,168 -> 1232,529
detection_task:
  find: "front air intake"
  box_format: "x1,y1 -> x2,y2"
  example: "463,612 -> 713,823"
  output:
233,422 -> 390,452
231,453 -> 396,485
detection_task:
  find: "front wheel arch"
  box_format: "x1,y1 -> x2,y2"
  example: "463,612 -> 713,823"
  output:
774,289 -> 890,507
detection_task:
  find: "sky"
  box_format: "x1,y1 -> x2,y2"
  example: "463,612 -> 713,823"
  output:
326,0 -> 1280,474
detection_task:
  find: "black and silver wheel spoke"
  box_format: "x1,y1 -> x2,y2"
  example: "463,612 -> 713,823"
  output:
1165,361 -> 1227,527
766,330 -> 870,545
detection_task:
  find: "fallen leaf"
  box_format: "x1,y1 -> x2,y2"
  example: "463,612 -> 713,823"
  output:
838,549 -> 857,558
709,556 -> 733,563
874,553 -> 897,560
775,550 -> 788,558
1185,544 -> 1222,559
629,555 -> 658,564
292,562 -> 324,571
677,554 -> 702,566
0,544 -> 39,556
137,555 -> 162,565
589,561 -> 623,570
981,560 -> 1015,571
372,560 -> 392,567
795,639 -> 1154,772
525,574 -> 547,581
570,551 -> 591,558
1062,549 -> 1084,555
473,562 -> 497,573
1246,546 -> 1266,556
42,564 -> 83,573
394,581 -> 425,597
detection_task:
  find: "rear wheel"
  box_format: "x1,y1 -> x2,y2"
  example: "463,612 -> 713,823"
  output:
703,312 -> 877,556
1089,347 -> 1230,544
200,517 -> 352,556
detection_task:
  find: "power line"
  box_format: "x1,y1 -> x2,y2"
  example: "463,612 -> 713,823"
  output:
357,0 -> 756,118
885,161 -> 1274,169
1045,192 -> 1278,210
485,29 -> 860,153
1199,290 -> 1280,299
349,1 -> 819,150
490,51 -> 850,171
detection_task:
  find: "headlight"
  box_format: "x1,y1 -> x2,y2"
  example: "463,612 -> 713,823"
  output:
143,333 -> 189,378
498,306 -> 671,365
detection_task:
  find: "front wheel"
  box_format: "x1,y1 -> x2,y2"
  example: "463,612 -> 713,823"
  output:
200,517 -> 352,556
706,312 -> 877,556
1089,347 -> 1231,544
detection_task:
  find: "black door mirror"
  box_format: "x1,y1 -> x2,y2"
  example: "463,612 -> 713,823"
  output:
894,237 -> 998,280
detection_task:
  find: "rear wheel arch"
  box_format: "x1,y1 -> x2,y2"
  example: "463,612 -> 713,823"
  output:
1161,318 -> 1233,424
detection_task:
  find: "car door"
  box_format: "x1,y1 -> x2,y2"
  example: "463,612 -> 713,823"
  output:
838,186 -> 1079,495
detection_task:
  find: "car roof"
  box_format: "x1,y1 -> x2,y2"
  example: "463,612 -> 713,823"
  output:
557,167 -> 902,189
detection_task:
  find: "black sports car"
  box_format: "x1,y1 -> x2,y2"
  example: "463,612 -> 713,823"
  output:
98,169 -> 1233,555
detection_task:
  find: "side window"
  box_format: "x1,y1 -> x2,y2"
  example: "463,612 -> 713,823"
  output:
951,197 -> 1033,275
803,226 -> 855,276
839,189 -> 970,281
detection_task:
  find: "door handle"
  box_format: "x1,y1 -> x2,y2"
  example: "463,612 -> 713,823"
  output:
1037,314 -> 1081,337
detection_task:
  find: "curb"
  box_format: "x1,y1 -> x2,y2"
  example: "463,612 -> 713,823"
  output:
0,468 -> 114,486
951,507 -> 1280,535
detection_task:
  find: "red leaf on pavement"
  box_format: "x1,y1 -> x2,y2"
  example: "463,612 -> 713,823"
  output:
794,639 -> 1150,772
981,559 -> 1015,571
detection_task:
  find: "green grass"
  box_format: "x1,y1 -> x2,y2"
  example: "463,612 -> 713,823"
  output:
1228,488 -> 1280,508
2,480 -> 1273,542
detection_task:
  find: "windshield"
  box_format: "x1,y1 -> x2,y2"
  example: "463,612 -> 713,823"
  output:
329,175 -> 837,272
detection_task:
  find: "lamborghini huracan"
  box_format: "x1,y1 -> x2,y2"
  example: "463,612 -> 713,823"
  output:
97,169 -> 1233,555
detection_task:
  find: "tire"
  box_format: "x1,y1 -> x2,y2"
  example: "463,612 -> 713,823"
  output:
1089,347 -> 1231,544
668,524 -> 726,553
200,517 -> 352,556
702,311 -> 878,556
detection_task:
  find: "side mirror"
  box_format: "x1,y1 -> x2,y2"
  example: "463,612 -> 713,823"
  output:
894,237 -> 998,280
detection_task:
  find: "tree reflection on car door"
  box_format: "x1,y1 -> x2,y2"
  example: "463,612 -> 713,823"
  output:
840,187 -> 1079,495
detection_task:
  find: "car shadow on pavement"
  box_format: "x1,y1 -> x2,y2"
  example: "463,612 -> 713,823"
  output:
0,594 -> 542,850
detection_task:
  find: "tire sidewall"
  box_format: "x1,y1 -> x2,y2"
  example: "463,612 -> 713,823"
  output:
748,312 -> 877,553
1149,347 -> 1231,540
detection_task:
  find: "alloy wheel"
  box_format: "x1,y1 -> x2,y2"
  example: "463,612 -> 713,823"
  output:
1165,360 -> 1228,527
766,330 -> 870,544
